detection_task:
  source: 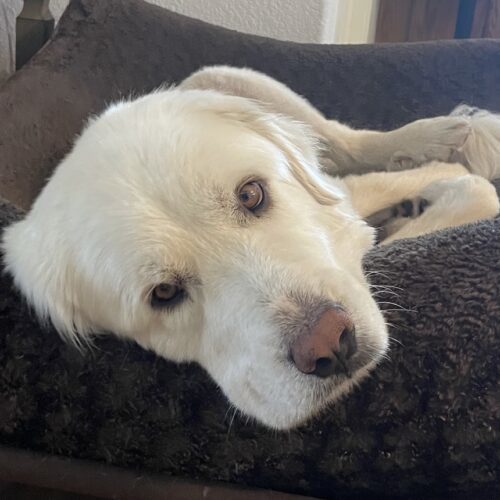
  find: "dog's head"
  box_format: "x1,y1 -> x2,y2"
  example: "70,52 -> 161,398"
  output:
2,89 -> 388,429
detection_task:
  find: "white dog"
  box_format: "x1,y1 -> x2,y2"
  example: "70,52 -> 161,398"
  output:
2,67 -> 499,429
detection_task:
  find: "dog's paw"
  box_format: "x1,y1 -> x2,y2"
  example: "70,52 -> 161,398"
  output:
450,104 -> 481,118
367,196 -> 431,244
422,116 -> 471,159
365,196 -> 430,229
392,197 -> 430,219
389,116 -> 471,171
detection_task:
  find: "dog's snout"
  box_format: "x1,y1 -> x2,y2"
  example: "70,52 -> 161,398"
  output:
290,307 -> 357,378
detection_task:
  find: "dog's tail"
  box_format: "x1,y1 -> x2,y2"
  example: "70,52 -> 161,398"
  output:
451,105 -> 500,181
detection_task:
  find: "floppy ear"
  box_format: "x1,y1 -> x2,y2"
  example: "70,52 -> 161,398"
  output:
252,111 -> 345,205
2,216 -> 92,346
211,96 -> 345,205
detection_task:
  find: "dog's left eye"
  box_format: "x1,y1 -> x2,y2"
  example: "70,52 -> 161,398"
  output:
151,283 -> 185,308
238,181 -> 265,211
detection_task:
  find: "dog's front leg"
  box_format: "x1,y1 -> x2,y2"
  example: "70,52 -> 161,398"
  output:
322,116 -> 471,176
182,66 -> 471,177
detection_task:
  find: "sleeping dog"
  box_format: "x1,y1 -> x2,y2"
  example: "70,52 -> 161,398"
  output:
2,67 -> 499,429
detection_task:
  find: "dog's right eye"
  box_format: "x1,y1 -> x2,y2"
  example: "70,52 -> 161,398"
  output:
238,181 -> 265,211
151,284 -> 185,309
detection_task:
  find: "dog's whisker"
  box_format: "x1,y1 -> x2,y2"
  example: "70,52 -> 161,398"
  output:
223,405 -> 233,422
388,335 -> 404,347
381,308 -> 412,314
376,301 -> 414,312
376,350 -> 392,362
364,269 -> 398,280
370,289 -> 401,298
368,283 -> 404,292
383,320 -> 398,328
225,405 -> 239,438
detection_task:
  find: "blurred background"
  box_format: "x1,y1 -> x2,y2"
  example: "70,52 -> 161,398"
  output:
47,0 -> 500,44
2,0 -> 500,83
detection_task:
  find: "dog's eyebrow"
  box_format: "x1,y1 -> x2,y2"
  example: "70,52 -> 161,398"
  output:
164,270 -> 201,288
144,265 -> 201,287
171,270 -> 201,286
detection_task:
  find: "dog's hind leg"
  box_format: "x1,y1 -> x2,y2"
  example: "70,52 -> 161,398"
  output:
379,174 -> 499,244
343,162 -> 499,244
181,66 -> 471,176
449,106 -> 500,180
343,162 -> 470,218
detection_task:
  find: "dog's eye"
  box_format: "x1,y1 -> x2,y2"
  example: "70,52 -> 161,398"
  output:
238,181 -> 264,211
151,283 -> 185,308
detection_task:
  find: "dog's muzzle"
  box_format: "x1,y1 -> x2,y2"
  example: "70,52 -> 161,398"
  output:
290,306 -> 357,378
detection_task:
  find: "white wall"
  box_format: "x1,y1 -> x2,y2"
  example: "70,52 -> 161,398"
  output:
50,0 -> 379,44
0,0 -> 378,83
0,0 -> 22,82
330,0 -> 379,44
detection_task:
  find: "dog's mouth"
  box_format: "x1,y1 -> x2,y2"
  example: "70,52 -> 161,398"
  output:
216,326 -> 385,430
251,346 -> 380,429
345,345 -> 382,372
212,293 -> 388,429
305,346 -> 381,404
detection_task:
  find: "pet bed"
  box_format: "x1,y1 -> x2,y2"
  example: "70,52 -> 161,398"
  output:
0,1 -> 499,498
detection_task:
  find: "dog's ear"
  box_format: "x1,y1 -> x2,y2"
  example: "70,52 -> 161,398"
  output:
211,96 -> 345,204
2,216 -> 92,346
254,111 -> 345,205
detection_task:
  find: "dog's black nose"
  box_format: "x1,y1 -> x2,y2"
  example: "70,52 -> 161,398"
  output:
291,308 -> 357,378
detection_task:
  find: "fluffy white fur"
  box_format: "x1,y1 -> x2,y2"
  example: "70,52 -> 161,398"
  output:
2,67 -> 499,429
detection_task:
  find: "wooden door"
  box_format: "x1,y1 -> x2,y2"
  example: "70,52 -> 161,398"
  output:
375,0 -> 500,42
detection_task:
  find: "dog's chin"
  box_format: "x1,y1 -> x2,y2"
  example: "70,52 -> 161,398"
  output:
294,362 -> 379,430
232,352 -> 380,431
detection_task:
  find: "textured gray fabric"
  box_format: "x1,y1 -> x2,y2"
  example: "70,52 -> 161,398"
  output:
1,199 -> 499,500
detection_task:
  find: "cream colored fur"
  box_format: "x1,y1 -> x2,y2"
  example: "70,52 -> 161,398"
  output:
2,66 -> 499,429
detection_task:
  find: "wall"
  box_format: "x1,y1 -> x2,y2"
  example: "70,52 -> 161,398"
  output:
49,0 -> 379,44
0,0 -> 22,82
